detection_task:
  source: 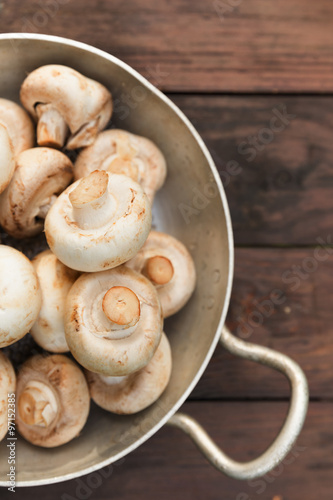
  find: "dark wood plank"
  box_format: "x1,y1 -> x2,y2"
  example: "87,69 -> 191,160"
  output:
1,0 -> 333,92
191,247 -> 333,400
2,401 -> 330,500
170,95 -> 333,246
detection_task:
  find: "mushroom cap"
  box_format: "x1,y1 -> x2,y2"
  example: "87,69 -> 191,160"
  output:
126,231 -> 196,317
0,245 -> 42,348
0,98 -> 35,156
74,129 -> 167,202
64,266 -> 163,376
0,352 -> 16,442
15,354 -> 90,448
86,332 -> 171,414
0,147 -> 73,238
0,124 -> 15,194
45,171 -> 152,272
31,250 -> 79,353
20,65 -> 112,149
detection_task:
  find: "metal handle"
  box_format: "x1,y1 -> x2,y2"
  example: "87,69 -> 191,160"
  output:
168,325 -> 309,480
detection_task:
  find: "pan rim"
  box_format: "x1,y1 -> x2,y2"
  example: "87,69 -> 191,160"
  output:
0,32 -> 234,487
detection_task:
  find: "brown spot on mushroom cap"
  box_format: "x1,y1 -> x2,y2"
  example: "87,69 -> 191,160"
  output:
137,207 -> 146,220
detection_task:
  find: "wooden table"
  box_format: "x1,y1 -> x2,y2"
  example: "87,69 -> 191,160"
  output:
1,1 -> 332,498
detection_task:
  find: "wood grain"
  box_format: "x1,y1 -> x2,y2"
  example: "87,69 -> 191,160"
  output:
1,0 -> 333,92
0,2 -> 331,497
1,401 -> 330,500
170,95 -> 333,245
191,247 -> 333,400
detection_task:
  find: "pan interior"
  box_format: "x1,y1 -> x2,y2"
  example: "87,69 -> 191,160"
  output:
0,36 -> 232,484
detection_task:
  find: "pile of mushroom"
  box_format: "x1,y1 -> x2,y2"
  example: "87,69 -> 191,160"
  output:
0,62 -> 196,448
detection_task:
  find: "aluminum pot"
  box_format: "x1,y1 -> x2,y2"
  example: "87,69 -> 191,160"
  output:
0,34 -> 309,487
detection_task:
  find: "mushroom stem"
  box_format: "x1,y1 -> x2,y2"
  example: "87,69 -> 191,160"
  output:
18,380 -> 58,428
144,256 -> 174,285
36,104 -> 69,149
37,194 -> 58,220
102,286 -> 141,329
105,155 -> 139,181
69,170 -> 116,229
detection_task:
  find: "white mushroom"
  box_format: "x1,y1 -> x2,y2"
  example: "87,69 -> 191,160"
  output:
0,352 -> 16,442
64,266 -> 163,376
0,98 -> 35,156
126,231 -> 196,317
20,65 -> 112,150
0,147 -> 73,238
0,124 -> 15,194
86,332 -> 171,414
31,250 -> 79,353
74,129 -> 167,202
45,170 -> 152,272
0,245 -> 41,348
16,354 -> 90,448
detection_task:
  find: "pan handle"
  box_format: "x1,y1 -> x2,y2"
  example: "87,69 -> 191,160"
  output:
167,325 -> 308,480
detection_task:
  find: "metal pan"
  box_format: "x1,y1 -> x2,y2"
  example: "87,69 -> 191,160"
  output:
0,34 -> 309,487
